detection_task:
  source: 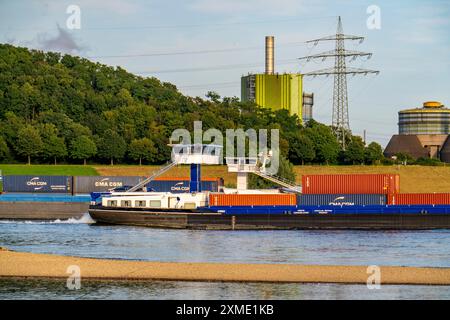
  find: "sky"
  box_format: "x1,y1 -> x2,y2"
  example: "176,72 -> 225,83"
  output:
1,0 -> 449,146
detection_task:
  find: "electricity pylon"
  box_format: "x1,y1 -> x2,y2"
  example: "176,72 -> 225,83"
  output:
299,16 -> 379,149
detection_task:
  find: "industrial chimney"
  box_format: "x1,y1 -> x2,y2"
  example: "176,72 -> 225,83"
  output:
265,36 -> 274,75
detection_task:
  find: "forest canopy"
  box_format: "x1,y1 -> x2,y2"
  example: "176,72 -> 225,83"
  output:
0,44 -> 383,165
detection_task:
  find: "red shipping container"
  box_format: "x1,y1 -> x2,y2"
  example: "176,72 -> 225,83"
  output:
301,174 -> 400,195
209,193 -> 297,206
388,193 -> 450,205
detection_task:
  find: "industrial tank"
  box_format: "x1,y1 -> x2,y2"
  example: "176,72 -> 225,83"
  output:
398,101 -> 450,135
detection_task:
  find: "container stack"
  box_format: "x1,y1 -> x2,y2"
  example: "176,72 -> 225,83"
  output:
209,193 -> 297,206
1,175 -> 223,194
301,174 -> 400,195
298,174 -> 399,206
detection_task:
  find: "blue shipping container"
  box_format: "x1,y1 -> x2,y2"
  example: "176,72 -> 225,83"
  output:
297,194 -> 387,206
3,175 -> 72,193
146,180 -> 220,193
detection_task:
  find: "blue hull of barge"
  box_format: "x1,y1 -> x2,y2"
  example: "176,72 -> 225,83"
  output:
209,204 -> 450,215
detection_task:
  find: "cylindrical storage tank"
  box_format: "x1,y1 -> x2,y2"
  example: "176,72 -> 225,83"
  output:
297,194 -> 386,206
2,175 -> 72,193
398,101 -> 450,135
388,193 -> 450,205
73,176 -> 142,193
209,193 -> 296,206
301,174 -> 400,195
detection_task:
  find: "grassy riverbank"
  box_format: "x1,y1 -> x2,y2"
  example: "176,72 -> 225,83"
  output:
0,164 -> 99,176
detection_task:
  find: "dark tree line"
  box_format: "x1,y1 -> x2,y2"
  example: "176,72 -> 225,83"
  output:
0,44 -> 384,165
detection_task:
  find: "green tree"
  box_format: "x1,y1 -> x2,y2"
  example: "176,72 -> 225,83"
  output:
395,152 -> 414,165
342,136 -> 365,164
97,129 -> 126,165
129,137 -> 157,165
288,133 -> 315,165
0,136 -> 9,161
39,124 -> 67,165
70,135 -> 97,165
364,141 -> 384,164
205,91 -> 221,103
305,121 -> 341,164
15,125 -> 43,165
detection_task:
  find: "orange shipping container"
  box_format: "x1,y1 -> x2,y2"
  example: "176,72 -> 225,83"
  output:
209,193 -> 297,206
387,193 -> 450,205
301,174 -> 400,195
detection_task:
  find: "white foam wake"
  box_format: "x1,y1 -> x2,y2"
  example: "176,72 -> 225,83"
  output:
0,213 -> 95,225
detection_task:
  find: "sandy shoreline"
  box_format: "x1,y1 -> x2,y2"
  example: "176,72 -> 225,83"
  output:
0,248 -> 449,285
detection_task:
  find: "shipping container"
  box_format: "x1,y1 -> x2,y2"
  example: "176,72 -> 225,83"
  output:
301,174 -> 400,195
297,194 -> 387,206
388,193 -> 450,205
209,193 -> 297,206
146,177 -> 222,193
2,175 -> 72,193
73,176 -> 142,193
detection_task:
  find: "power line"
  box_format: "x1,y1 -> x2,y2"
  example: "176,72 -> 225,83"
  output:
87,41 -> 309,59
135,58 -> 299,74
178,81 -> 239,89
86,16 -> 337,30
4,15 -> 337,32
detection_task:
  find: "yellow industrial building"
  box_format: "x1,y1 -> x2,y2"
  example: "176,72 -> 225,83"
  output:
241,36 -> 311,123
241,73 -> 303,117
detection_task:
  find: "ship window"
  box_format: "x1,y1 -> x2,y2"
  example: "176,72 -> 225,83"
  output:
135,200 -> 146,207
121,200 -> 131,207
149,200 -> 161,208
184,202 -> 196,209
107,200 -> 117,207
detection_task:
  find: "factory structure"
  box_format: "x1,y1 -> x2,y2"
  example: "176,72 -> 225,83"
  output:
241,36 -> 314,123
384,101 -> 450,162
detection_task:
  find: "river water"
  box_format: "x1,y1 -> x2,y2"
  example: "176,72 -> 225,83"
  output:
1,215 -> 449,300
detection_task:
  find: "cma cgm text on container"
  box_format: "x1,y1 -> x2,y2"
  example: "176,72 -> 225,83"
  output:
146,177 -> 223,194
2,175 -> 72,193
301,174 -> 400,195
297,194 -> 387,206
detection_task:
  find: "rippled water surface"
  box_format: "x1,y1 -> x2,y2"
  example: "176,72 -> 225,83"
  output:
1,216 -> 449,299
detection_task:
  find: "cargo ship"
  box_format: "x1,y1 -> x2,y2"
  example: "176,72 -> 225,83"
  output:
88,144 -> 450,230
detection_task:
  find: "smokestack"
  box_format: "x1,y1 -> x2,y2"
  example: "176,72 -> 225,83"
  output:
265,36 -> 274,75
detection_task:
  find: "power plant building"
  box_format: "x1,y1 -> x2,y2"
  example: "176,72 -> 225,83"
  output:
241,36 -> 312,123
384,101 -> 450,162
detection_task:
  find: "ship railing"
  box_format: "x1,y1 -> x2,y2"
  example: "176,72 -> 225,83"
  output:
126,161 -> 178,193
253,170 -> 302,193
